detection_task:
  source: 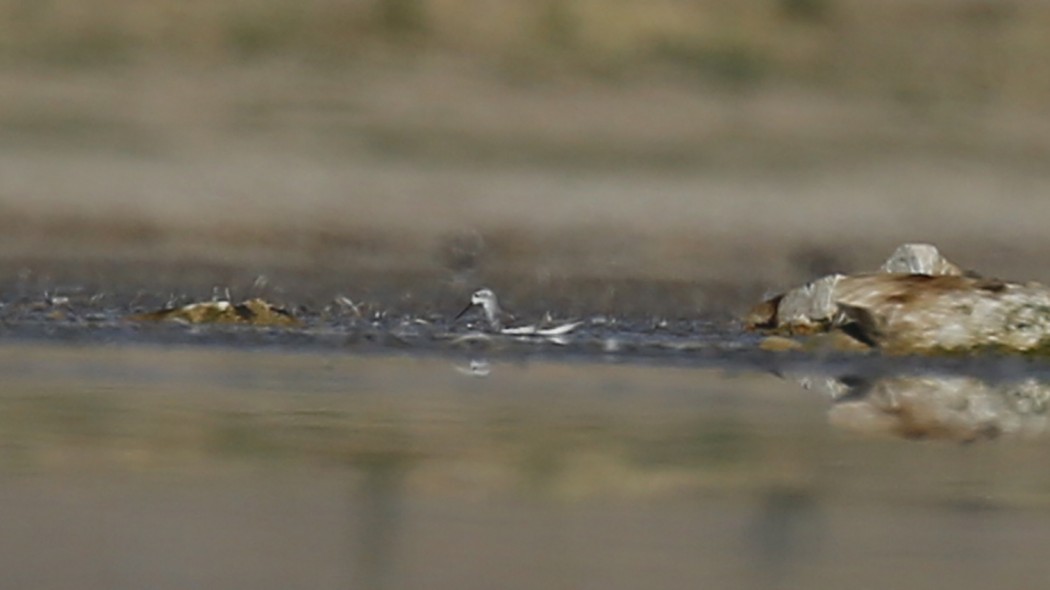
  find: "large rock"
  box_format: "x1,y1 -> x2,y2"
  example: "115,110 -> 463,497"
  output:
747,243 -> 1050,353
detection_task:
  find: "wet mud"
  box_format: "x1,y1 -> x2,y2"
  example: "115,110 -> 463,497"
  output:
4,274 -> 1050,381
0,279 -> 743,359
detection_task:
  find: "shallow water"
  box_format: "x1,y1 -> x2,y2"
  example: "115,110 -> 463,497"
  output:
2,344 -> 1050,589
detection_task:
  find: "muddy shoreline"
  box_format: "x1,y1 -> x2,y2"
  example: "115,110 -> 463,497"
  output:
3,273 -> 1049,388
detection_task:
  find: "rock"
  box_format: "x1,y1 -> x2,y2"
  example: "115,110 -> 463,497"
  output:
879,243 -> 963,276
802,330 -> 875,353
767,273 -> 845,333
747,243 -> 1050,353
130,298 -> 298,327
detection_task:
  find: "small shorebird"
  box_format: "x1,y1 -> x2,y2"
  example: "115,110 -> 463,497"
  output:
454,288 -> 582,337
455,288 -> 504,331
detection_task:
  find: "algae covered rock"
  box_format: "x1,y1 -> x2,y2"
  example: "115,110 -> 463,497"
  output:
748,243 -> 1050,354
130,298 -> 298,327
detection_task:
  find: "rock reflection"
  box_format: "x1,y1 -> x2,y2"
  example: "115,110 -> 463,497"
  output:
797,373 -> 1050,442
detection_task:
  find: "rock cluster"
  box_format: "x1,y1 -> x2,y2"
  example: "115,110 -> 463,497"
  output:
131,298 -> 298,327
748,243 -> 1050,353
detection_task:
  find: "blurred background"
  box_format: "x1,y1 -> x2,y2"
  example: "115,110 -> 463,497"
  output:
7,5 -> 1050,589
3,0 -> 1050,314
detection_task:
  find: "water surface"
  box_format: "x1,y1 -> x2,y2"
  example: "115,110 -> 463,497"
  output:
2,344 -> 1050,589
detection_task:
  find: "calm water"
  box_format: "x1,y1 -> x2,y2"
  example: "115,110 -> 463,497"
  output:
1,343 -> 1050,589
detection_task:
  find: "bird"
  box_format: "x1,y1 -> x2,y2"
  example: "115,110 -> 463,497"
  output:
455,287 -> 504,331
454,288 -> 582,338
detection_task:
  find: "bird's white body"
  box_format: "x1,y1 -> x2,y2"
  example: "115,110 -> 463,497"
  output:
456,288 -> 582,339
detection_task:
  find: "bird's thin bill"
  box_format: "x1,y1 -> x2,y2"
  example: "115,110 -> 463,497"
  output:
454,302 -> 475,320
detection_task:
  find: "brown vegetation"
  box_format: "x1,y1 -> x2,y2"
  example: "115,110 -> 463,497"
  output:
5,0 -> 1050,107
